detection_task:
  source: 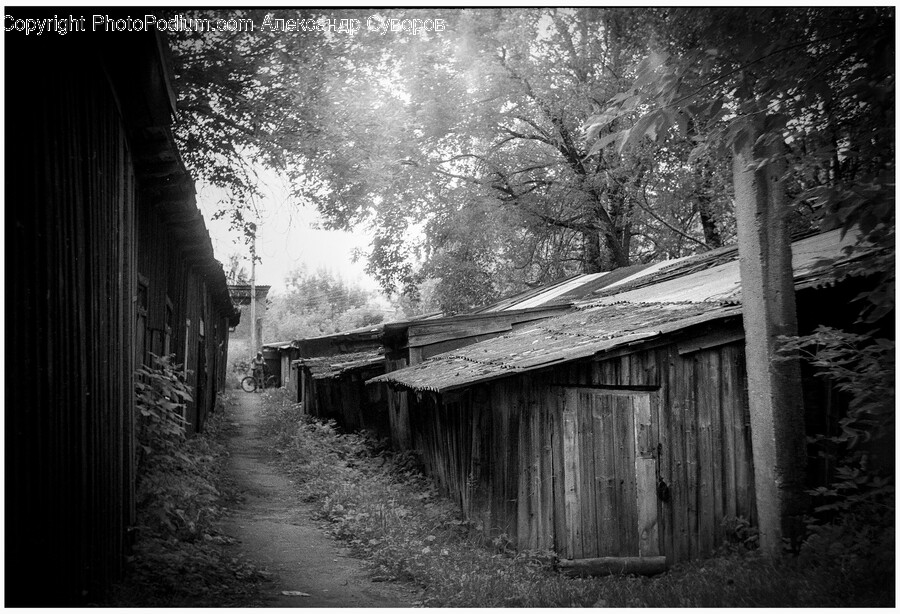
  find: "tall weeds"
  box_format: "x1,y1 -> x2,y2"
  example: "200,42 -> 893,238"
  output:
106,357 -> 268,606
260,390 -> 891,607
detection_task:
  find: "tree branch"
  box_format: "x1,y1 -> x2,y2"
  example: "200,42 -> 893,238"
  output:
635,184 -> 711,249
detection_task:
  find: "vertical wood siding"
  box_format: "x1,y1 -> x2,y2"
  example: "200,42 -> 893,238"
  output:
136,202 -> 232,434
299,367 -> 391,439
8,63 -> 136,605
404,338 -> 754,566
8,36 -> 235,604
385,357 -> 413,449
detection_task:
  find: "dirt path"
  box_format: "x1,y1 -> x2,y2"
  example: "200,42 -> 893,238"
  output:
220,392 -> 418,607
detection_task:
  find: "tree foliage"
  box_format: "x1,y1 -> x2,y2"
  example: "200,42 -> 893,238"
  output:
588,8 -> 892,209
168,8 -> 892,315
263,266 -> 398,340
166,9 -> 748,308
166,8 -> 327,244
595,6 -> 894,545
287,8 -> 740,303
223,253 -> 250,284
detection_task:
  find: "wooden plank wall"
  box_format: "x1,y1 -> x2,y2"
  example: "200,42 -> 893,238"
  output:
8,34 -> 234,604
7,61 -> 136,605
405,338 -> 754,565
385,357 -> 413,449
136,205 -> 173,365
300,367 -> 316,414
357,369 -> 392,439
300,367 -> 391,439
136,209 -> 230,433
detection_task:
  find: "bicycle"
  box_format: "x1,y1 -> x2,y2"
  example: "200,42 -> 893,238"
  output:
240,371 -> 277,393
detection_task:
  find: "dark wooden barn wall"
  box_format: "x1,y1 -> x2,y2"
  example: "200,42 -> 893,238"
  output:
136,205 -> 173,362
385,357 -> 413,449
301,367 -> 391,438
8,35 -> 234,604
407,339 -> 755,566
7,61 -> 136,605
135,206 -> 231,434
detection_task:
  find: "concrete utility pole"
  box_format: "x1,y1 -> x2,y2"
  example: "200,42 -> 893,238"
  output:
249,233 -> 257,358
732,118 -> 807,555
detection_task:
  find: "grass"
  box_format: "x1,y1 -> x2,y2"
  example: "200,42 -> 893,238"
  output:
103,394 -> 271,607
259,389 -> 895,608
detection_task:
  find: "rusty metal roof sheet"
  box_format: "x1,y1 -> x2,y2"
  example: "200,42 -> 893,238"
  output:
297,324 -> 384,344
295,349 -> 384,380
586,228 -> 862,307
370,229 -> 871,393
263,340 -> 296,350
370,302 -> 742,392
474,265 -> 656,313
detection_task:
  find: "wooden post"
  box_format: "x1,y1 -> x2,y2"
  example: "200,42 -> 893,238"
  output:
731,116 -> 807,555
249,235 -> 257,357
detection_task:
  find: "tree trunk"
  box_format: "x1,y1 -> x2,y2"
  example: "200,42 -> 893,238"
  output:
602,227 -> 630,270
698,202 -> 723,248
731,118 -> 807,556
696,163 -> 724,248
582,226 -> 630,272
582,227 -> 604,273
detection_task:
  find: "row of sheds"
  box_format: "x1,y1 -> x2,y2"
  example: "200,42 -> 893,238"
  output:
7,31 -> 239,604
267,228 -> 885,569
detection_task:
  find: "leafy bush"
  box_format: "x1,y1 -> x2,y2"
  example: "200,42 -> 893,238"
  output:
106,361 -> 268,606
779,327 -> 894,583
229,357 -> 251,389
721,515 -> 759,552
134,354 -> 218,537
799,512 -> 895,604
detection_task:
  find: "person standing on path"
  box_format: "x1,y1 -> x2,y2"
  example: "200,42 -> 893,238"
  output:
250,352 -> 266,391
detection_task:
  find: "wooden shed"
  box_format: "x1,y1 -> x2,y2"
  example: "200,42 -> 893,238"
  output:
7,29 -> 237,604
381,270 -> 654,449
134,125 -> 239,434
263,340 -> 300,390
289,326 -> 391,436
370,229 -> 875,568
295,350 -> 391,437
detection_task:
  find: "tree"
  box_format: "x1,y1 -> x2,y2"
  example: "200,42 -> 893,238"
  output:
234,8 -> 733,306
263,266 -> 398,340
165,8 -> 337,244
168,8 -> 887,320
587,6 -> 893,553
167,9 -> 742,311
224,253 -> 250,284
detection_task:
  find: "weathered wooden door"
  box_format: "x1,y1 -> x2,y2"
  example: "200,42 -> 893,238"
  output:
561,388 -> 659,559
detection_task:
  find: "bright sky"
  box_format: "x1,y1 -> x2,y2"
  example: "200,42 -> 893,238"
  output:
196,169 -> 380,295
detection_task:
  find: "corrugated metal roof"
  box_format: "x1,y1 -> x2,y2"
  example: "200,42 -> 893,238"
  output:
598,256 -> 695,293
263,340 -> 295,350
370,229 -> 870,393
370,302 -> 741,392
296,324 -> 383,343
588,229 -> 861,306
475,274 -> 596,313
475,267 -> 657,313
510,272 -> 607,309
295,349 -> 384,380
